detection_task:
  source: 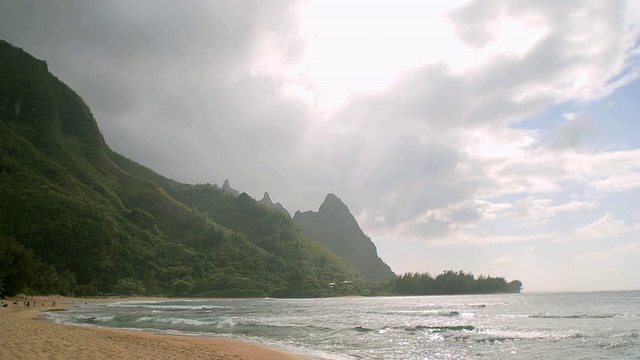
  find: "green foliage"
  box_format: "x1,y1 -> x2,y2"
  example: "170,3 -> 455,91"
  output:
0,236 -> 39,296
114,278 -> 145,296
0,236 -> 77,296
386,270 -> 522,295
108,153 -> 361,291
507,280 -> 523,293
170,278 -> 194,297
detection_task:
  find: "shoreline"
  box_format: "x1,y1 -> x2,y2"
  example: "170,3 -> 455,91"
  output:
0,295 -> 308,360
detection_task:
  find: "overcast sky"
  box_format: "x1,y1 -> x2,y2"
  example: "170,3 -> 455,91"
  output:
2,0 -> 640,292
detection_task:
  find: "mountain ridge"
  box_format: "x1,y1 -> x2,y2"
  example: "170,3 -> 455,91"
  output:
258,191 -> 291,218
294,193 -> 396,282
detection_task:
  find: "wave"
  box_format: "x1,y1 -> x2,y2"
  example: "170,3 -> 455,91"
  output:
381,310 -> 466,317
353,326 -> 375,333
352,325 -> 476,333
135,316 -> 157,322
405,325 -> 476,333
107,302 -> 228,311
134,316 -> 236,327
94,315 -> 116,322
530,314 -> 618,319
468,329 -> 585,343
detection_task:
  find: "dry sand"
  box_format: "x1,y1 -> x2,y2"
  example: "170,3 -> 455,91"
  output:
0,296 -> 308,360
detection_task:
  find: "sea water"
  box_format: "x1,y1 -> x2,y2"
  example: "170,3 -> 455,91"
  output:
47,291 -> 640,359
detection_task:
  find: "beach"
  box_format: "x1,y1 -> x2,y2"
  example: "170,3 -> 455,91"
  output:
0,296 -> 307,360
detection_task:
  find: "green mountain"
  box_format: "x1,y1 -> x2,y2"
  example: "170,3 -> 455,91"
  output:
0,39 -> 359,298
293,194 -> 396,282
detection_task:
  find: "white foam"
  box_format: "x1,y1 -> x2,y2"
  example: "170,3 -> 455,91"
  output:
94,315 -> 115,322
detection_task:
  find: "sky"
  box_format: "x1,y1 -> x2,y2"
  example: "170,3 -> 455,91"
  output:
1,0 -> 639,292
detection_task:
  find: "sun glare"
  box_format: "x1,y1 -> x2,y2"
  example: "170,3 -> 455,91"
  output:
282,0 -> 548,110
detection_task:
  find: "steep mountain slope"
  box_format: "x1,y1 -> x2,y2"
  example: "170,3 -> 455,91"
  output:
0,40 -> 357,297
108,153 -> 359,290
293,194 -> 396,282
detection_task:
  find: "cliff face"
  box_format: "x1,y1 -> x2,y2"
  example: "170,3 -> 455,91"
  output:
294,194 -> 396,282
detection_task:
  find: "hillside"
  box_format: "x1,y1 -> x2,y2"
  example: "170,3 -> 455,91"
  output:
0,40 -> 359,298
294,194 -> 396,282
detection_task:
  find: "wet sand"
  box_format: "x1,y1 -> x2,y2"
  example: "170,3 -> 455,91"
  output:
0,296 -> 307,360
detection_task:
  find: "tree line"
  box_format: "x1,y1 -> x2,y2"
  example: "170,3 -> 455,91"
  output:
387,270 -> 522,295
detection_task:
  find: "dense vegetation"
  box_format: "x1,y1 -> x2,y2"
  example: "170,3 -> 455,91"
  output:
294,194 -> 396,282
0,40 -> 522,299
388,271 -> 523,295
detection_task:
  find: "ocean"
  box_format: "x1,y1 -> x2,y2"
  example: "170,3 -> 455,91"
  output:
47,291 -> 640,359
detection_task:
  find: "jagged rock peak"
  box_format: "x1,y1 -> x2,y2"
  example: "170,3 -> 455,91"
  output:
319,193 -> 350,213
258,191 -> 291,218
221,179 -> 239,197
293,192 -> 396,281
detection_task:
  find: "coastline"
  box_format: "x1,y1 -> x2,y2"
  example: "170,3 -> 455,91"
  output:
0,296 -> 308,360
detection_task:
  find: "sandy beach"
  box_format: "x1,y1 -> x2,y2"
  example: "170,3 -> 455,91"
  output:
0,296 -> 307,360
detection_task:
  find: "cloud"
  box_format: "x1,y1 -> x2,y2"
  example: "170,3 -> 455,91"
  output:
416,230 -> 556,247
589,172 -> 640,193
558,212 -> 631,242
489,256 -> 511,264
549,113 -> 598,150
448,1 -> 640,101
575,242 -> 640,262
484,149 -> 640,199
505,197 -> 596,226
0,0 -> 310,189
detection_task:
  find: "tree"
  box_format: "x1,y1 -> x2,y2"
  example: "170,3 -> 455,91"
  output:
170,278 -> 194,297
507,280 -> 523,293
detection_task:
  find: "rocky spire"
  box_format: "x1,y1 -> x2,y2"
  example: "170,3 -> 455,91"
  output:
221,179 -> 239,197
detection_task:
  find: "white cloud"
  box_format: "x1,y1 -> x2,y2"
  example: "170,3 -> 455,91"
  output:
425,231 -> 556,247
449,1 -> 640,102
576,242 -> 640,262
490,256 -> 511,264
590,172 -> 640,193
474,200 -> 513,221
505,197 -> 596,226
558,213 -> 631,242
